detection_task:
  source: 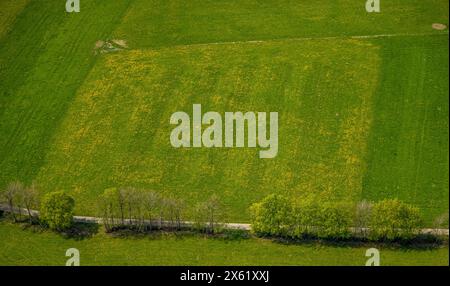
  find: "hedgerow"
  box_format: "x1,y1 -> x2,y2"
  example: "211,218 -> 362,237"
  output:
250,194 -> 424,241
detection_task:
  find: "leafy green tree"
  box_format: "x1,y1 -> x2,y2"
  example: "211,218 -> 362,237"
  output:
40,192 -> 75,231
370,199 -> 422,241
315,202 -> 353,239
250,194 -> 293,236
290,198 -> 353,239
290,198 -> 321,238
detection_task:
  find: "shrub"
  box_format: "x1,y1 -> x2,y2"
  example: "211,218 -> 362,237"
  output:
369,199 -> 422,241
290,199 -> 353,239
250,194 -> 293,236
290,199 -> 321,238
40,192 -> 75,231
315,202 -> 353,239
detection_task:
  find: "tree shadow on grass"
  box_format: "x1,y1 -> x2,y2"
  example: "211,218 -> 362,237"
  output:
18,221 -> 100,241
269,234 -> 449,251
106,227 -> 250,242
59,222 -> 100,241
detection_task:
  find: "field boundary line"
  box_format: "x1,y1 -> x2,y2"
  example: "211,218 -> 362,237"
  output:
1,204 -> 448,236
143,31 -> 449,50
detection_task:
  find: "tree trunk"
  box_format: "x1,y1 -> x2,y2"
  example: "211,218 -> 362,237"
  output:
8,200 -> 16,222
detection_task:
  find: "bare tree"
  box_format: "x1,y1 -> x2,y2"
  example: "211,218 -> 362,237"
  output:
174,199 -> 184,230
3,182 -> 24,222
130,189 -> 146,231
205,195 -> 222,233
117,188 -> 128,226
22,183 -> 39,224
355,200 -> 372,237
143,191 -> 159,231
118,188 -> 148,231
195,195 -> 223,233
99,188 -> 119,232
157,197 -> 166,230
433,212 -> 449,229
163,197 -> 184,230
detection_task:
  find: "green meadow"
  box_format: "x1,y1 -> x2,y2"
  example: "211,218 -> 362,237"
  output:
0,0 -> 448,265
34,39 -> 381,220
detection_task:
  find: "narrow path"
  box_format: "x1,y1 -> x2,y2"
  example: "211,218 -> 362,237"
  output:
0,204 -> 447,235
147,31 -> 449,51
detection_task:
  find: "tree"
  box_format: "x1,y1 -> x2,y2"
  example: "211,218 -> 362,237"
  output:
99,188 -> 157,232
164,197 -> 185,230
354,200 -> 373,237
290,198 -> 321,238
433,212 -> 449,230
128,189 -> 146,231
117,188 -> 127,225
193,195 -> 224,233
250,194 -> 293,236
40,192 -> 75,231
315,202 -> 353,239
143,191 -> 159,231
203,195 -> 222,233
22,183 -> 39,224
2,182 -> 24,222
370,199 -> 422,241
98,188 -> 120,232
289,198 -> 353,239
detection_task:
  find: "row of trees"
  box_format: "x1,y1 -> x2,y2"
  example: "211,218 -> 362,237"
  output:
0,182 -> 225,234
250,194 -> 423,241
97,188 -> 224,233
1,182 -> 39,224
0,182 -> 75,231
1,182 -> 445,241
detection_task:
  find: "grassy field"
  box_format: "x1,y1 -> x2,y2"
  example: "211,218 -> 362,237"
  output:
363,36 -> 449,223
0,0 -> 448,266
34,39 -> 380,220
0,0 -> 448,224
0,0 -> 30,39
0,221 -> 448,266
113,0 -> 449,48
